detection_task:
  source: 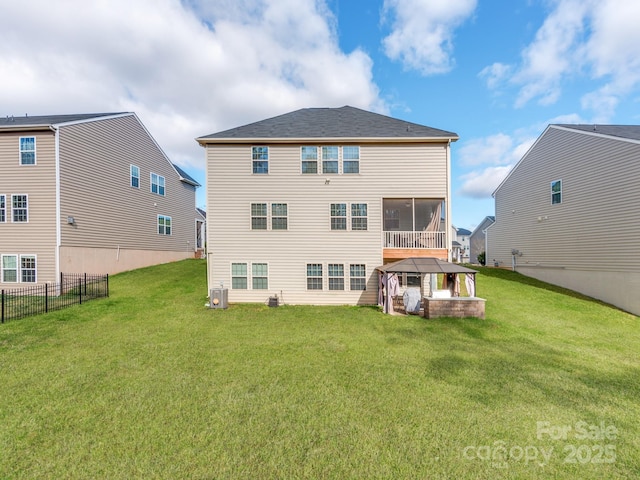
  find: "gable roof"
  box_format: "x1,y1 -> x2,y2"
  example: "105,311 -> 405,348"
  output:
197,105 -> 458,143
0,113 -> 128,130
456,228 -> 472,236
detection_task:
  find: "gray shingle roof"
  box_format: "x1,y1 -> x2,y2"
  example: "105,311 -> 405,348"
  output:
199,106 -> 458,141
556,124 -> 640,141
173,164 -> 201,187
0,113 -> 127,128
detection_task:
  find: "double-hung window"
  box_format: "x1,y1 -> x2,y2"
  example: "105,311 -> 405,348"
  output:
350,264 -> 367,291
232,263 -> 248,289
252,263 -> 268,289
251,203 -> 288,230
21,255 -> 36,283
322,146 -> 339,174
0,195 -> 5,223
131,165 -> 140,188
343,146 -> 360,174
151,173 -> 165,196
2,255 -> 18,283
301,146 -> 318,174
271,203 -> 288,230
328,264 -> 344,290
351,203 -> 368,230
158,215 -> 171,235
551,180 -> 562,204
306,264 -> 323,290
20,137 -> 36,165
330,203 -> 347,230
252,146 -> 269,174
251,203 -> 268,230
11,195 -> 28,222
231,262 -> 268,289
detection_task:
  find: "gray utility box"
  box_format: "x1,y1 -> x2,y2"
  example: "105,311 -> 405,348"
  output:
210,288 -> 228,309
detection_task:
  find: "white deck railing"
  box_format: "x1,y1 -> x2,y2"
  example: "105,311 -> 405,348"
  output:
384,231 -> 446,249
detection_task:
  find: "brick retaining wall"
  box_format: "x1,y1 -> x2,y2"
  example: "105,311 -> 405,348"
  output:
423,297 -> 485,319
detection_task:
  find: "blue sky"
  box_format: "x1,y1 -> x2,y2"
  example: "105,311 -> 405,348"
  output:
2,0 -> 640,230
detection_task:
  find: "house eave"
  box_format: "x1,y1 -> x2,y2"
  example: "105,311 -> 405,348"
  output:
197,136 -> 459,146
0,125 -> 56,133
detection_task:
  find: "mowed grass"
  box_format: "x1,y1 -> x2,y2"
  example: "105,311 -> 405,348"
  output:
0,260 -> 639,479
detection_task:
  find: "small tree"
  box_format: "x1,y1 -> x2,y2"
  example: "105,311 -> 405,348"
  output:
477,251 -> 486,266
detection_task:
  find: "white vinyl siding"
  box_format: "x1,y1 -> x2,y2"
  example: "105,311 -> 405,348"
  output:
206,142 -> 450,305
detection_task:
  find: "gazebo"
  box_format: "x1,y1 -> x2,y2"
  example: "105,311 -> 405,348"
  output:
376,257 -> 485,319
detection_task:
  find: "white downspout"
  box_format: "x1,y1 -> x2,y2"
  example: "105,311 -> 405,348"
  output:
54,127 -> 61,279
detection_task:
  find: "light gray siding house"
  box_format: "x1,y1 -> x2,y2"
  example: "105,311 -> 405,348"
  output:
0,112 -> 200,286
197,106 -> 458,305
487,124 -> 640,315
469,216 -> 494,264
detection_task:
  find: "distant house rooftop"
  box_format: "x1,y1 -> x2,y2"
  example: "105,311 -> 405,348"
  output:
556,124 -> 640,142
198,105 -> 459,143
0,113 -> 128,130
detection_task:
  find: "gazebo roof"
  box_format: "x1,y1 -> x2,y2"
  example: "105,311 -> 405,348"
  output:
377,257 -> 477,274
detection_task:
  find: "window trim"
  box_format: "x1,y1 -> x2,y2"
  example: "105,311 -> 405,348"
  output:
130,164 -> 140,189
342,146 -> 360,174
301,146 -> 319,174
157,214 -> 172,235
150,172 -> 166,196
19,136 -> 36,165
330,202 -> 367,231
250,202 -> 288,231
349,264 -> 367,291
0,195 -> 5,223
306,263 -> 324,290
322,146 -> 339,174
252,146 -> 269,174
11,194 -> 28,223
330,203 -> 347,231
328,263 -> 345,291
1,254 -> 18,283
231,261 -> 269,290
551,179 -> 562,205
20,254 -> 37,283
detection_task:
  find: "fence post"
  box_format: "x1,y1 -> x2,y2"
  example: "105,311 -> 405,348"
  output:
106,274 -> 109,297
45,283 -> 48,314
1,289 -> 4,324
84,273 -> 87,296
78,277 -> 82,305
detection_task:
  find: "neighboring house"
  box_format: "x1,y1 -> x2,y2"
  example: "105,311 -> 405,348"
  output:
469,216 -> 494,264
0,112 -> 200,286
197,106 -> 459,305
487,124 -> 640,315
196,207 -> 207,258
455,227 -> 471,263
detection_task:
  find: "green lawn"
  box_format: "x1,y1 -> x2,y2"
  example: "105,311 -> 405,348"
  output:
1,259 -> 639,479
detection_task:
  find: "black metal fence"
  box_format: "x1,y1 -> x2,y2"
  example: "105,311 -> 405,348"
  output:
1,273 -> 109,323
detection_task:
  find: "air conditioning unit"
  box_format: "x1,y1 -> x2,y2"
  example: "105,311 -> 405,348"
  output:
209,288 -> 228,309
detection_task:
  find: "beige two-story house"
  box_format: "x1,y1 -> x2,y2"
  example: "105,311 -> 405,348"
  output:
0,112 -> 200,286
488,124 -> 640,315
197,106 -> 458,305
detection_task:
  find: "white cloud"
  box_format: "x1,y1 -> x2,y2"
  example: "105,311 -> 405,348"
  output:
457,165 -> 513,199
457,133 -> 515,167
382,0 -> 477,75
0,0 -> 382,171
481,0 -> 640,119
